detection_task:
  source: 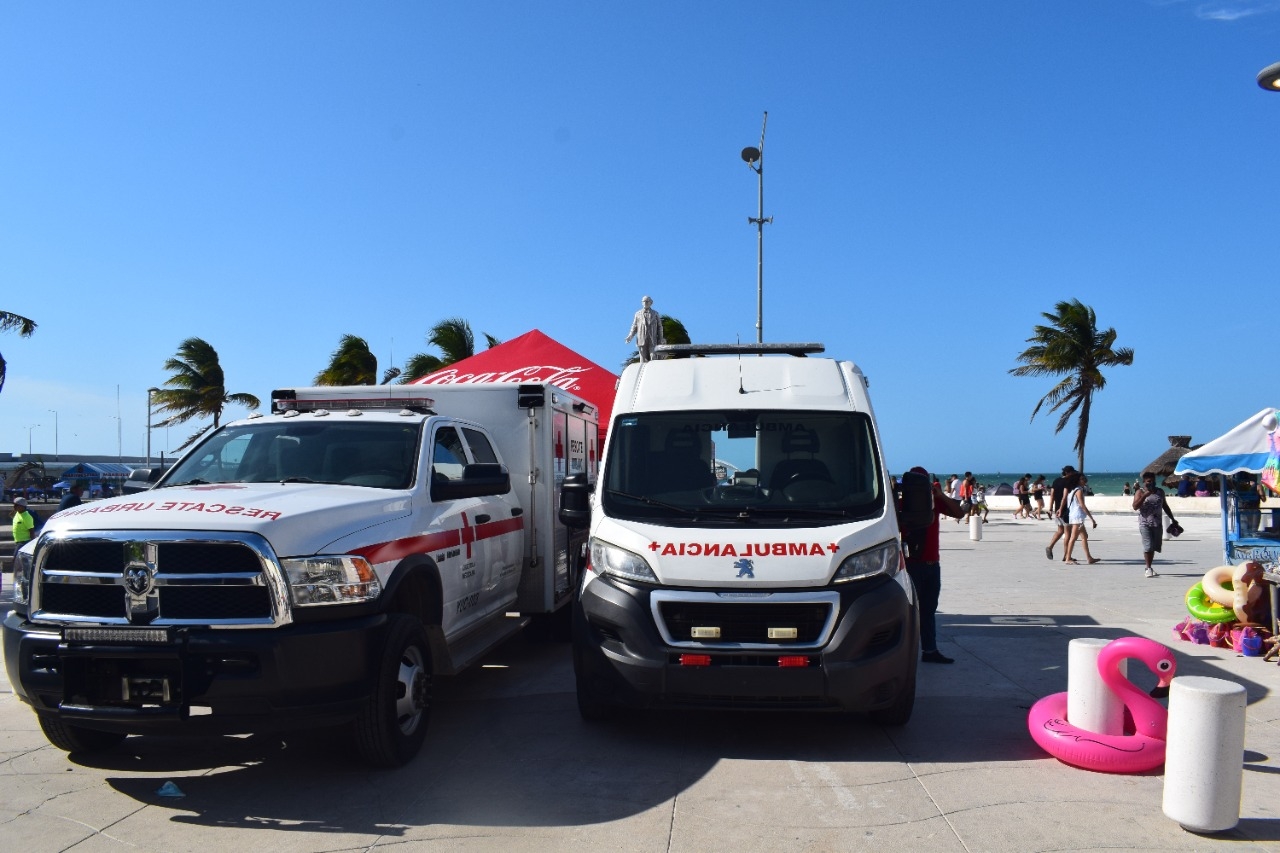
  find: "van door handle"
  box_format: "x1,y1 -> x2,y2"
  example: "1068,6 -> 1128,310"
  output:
511,507 -> 523,516
474,514 -> 491,524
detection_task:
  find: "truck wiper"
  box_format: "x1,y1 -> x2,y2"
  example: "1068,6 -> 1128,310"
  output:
172,478 -> 210,486
604,489 -> 704,517
280,476 -> 317,484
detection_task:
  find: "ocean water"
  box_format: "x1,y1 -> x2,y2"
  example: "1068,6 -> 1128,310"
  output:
967,472 -> 1142,497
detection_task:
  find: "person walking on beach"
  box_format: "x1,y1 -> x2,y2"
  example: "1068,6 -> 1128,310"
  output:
900,466 -> 966,664
957,472 -> 975,523
1045,465 -> 1076,559
1133,471 -> 1177,578
11,496 -> 35,545
1014,475 -> 1033,519
1062,474 -> 1100,564
1031,474 -> 1047,519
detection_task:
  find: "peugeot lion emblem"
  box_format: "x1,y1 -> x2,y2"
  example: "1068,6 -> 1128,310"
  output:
733,558 -> 755,579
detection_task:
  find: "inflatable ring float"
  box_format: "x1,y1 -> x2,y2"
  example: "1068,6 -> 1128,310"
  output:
1201,566 -> 1236,607
1027,636 -> 1176,773
1186,582 -> 1237,623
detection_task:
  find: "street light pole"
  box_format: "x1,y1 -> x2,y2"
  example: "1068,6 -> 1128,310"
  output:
26,424 -> 41,455
147,387 -> 160,467
741,111 -> 771,344
47,410 -> 58,461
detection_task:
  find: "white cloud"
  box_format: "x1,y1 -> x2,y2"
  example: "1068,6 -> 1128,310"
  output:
1194,1 -> 1280,20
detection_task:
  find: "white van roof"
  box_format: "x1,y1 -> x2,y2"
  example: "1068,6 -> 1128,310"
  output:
616,346 -> 870,415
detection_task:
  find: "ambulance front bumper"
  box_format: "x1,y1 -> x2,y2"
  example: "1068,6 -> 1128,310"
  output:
573,573 -> 917,712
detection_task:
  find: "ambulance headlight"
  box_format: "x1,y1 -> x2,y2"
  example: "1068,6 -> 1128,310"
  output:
589,538 -> 658,584
12,547 -> 34,605
832,540 -> 900,583
282,556 -> 382,605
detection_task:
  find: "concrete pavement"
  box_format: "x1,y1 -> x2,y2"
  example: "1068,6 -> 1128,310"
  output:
1,513 -> 1278,851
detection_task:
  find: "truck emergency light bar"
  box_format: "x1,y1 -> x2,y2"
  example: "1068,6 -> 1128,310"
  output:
655,342 -> 824,357
272,388 -> 435,414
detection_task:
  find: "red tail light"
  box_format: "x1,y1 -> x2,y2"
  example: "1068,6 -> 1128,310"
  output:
778,656 -> 810,668
679,654 -> 712,667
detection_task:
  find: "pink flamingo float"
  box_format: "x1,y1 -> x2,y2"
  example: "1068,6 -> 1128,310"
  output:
1027,636 -> 1177,773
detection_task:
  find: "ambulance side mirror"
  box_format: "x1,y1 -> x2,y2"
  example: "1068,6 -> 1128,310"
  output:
559,472 -> 591,529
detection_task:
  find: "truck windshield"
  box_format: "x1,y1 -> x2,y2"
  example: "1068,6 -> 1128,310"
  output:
602,410 -> 884,525
161,420 -> 423,490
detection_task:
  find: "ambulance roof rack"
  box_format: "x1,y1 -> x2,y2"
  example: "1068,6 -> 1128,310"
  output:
654,342 -> 824,357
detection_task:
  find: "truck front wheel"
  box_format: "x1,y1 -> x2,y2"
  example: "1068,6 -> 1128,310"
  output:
36,712 -> 128,754
355,614 -> 432,767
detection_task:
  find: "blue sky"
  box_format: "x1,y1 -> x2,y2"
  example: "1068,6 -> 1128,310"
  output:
2,1 -> 1278,475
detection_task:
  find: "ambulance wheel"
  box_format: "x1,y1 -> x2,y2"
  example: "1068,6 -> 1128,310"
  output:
868,668 -> 916,726
36,713 -> 128,753
355,614 -> 432,767
575,672 -> 615,722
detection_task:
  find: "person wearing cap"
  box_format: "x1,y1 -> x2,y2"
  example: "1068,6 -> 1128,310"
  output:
900,466 -> 966,664
1044,465 -> 1077,560
11,497 -> 35,545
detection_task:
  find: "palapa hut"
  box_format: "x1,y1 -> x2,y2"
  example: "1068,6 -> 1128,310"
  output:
1141,435 -> 1200,488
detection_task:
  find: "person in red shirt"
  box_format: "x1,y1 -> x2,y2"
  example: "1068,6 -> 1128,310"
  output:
902,467 -> 966,663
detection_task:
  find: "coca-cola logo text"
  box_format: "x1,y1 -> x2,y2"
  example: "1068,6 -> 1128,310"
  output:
419,365 -> 590,392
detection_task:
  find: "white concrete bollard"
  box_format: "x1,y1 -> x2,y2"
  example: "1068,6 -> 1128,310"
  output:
1162,676 -> 1247,834
969,513 -> 982,541
1067,638 -> 1127,736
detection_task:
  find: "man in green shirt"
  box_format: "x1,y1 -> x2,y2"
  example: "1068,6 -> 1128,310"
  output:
11,496 -> 35,544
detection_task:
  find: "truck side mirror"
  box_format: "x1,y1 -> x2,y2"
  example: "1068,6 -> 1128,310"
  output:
559,472 -> 591,529
432,463 -> 512,502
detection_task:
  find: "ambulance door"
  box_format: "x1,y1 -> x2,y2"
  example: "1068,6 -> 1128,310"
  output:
460,426 -> 521,618
430,425 -> 488,636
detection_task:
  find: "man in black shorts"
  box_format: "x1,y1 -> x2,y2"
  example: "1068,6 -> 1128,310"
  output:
1045,465 -> 1076,560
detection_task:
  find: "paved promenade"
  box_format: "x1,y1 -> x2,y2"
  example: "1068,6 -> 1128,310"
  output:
1,513 -> 1278,851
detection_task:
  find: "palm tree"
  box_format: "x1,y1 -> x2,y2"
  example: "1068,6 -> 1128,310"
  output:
315,334 -> 378,385
400,318 -> 501,383
153,337 -> 261,449
623,314 -> 690,366
0,310 -> 37,394
1009,299 -> 1134,472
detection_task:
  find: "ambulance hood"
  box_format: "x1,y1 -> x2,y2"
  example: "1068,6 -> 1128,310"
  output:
40,483 -> 411,557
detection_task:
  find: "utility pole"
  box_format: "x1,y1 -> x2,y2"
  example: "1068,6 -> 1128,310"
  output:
741,111 -> 772,344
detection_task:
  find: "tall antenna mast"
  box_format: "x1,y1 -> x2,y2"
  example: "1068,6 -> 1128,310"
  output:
741,111 -> 771,344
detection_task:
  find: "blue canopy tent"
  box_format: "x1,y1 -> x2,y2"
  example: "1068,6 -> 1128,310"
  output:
58,462 -> 134,481
1175,408 -> 1280,566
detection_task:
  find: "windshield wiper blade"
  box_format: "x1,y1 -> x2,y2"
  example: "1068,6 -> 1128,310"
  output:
280,476 -> 317,484
605,489 -> 704,517
173,478 -> 210,486
744,506 -> 855,519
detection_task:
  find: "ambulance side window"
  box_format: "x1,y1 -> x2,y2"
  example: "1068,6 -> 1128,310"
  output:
432,427 -> 468,483
461,428 -> 498,465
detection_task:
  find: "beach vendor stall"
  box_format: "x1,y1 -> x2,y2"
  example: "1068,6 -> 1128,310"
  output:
1175,408 -> 1280,641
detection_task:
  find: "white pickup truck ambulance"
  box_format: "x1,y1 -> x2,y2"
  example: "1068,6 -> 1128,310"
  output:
4,382 -> 596,766
559,343 -> 917,723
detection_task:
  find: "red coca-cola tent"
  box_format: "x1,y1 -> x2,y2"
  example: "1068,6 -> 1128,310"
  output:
410,329 -> 618,445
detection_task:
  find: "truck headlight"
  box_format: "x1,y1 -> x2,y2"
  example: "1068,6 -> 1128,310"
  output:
831,540 -> 900,583
282,556 -> 381,605
589,538 -> 658,584
12,547 -> 33,605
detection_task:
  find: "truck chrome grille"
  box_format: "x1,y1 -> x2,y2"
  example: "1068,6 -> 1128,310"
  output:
31,531 -> 290,628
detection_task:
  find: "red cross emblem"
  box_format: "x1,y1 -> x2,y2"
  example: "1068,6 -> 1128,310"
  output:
460,512 -> 475,558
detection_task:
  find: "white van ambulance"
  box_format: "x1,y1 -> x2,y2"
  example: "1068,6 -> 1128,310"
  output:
560,343 -> 917,722
5,382 -> 596,766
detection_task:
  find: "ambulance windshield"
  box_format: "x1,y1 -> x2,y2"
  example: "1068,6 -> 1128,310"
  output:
162,420 -> 423,490
602,410 -> 884,526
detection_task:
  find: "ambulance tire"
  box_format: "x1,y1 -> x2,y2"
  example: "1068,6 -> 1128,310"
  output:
867,674 -> 915,726
355,614 -> 432,767
572,603 -> 616,722
36,712 -> 128,754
